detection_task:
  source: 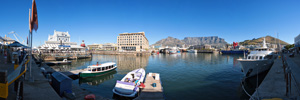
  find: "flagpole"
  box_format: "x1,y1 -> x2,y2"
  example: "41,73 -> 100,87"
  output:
29,8 -> 34,82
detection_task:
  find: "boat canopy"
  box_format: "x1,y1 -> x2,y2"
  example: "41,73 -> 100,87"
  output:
88,62 -> 116,68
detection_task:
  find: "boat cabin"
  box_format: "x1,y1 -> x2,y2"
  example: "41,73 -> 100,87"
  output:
87,62 -> 116,72
247,54 -> 273,60
255,48 -> 271,51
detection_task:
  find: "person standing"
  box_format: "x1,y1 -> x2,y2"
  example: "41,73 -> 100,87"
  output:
18,49 -> 21,64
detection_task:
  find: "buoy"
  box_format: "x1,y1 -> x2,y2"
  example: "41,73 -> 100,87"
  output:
84,94 -> 96,100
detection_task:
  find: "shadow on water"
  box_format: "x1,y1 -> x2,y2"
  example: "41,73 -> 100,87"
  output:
79,70 -> 117,85
238,69 -> 270,100
112,93 -> 137,100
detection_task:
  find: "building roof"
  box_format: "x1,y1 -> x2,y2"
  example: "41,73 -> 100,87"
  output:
0,36 -> 4,41
118,32 -> 148,41
3,36 -> 15,41
53,30 -> 70,37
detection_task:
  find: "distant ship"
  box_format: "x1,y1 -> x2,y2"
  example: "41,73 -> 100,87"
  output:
221,49 -> 248,54
221,42 -> 248,54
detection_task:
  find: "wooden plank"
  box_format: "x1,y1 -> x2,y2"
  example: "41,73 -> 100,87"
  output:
135,73 -> 164,100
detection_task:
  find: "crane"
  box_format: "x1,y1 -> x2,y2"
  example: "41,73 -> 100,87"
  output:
8,31 -> 25,44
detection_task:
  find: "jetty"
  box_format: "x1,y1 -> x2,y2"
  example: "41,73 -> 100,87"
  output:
89,51 -> 150,56
35,52 -> 92,61
135,73 -> 164,100
250,53 -> 300,99
61,69 -> 86,78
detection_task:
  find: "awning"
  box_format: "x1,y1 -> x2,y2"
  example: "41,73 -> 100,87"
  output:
8,41 -> 25,47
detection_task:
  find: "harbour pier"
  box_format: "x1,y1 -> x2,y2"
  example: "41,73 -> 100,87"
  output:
135,73 -> 164,100
250,53 -> 300,99
35,52 -> 92,61
31,55 -> 110,100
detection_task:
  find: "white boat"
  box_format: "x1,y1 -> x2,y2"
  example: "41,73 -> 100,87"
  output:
45,59 -> 72,65
79,62 -> 117,78
187,49 -> 197,53
112,68 -> 146,97
237,38 -> 276,77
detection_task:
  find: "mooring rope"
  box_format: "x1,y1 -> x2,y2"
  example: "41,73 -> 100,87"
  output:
240,80 -> 255,100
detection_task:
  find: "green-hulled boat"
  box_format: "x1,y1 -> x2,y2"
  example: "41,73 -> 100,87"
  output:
79,62 -> 117,78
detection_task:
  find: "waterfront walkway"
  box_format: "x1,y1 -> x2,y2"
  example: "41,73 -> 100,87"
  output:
0,53 -> 14,75
251,54 -> 300,99
23,57 -> 61,100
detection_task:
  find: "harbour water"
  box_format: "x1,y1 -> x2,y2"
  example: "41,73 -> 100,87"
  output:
50,53 -> 248,100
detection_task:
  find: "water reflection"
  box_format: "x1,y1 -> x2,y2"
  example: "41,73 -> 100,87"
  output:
79,70 -> 117,85
49,53 -> 253,99
116,55 -> 150,74
50,58 -> 92,71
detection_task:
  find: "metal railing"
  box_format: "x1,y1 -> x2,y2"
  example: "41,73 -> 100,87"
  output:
0,54 -> 30,99
282,53 -> 300,97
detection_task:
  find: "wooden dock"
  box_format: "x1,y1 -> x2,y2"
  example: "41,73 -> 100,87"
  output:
61,69 -> 87,78
135,73 -> 164,100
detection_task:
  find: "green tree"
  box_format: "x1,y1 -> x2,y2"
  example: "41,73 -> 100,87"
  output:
284,44 -> 295,50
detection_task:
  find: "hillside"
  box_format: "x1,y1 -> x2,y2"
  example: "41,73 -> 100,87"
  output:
152,37 -> 184,47
239,36 -> 289,45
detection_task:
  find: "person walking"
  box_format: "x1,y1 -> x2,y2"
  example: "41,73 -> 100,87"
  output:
18,49 -> 21,64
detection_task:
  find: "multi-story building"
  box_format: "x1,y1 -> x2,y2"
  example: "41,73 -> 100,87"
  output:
87,44 -> 103,50
102,43 -> 117,51
39,30 -> 84,51
117,32 -> 149,51
45,30 -> 76,45
0,35 -> 15,44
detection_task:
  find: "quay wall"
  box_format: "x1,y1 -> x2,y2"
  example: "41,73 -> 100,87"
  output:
34,52 -> 92,61
88,51 -> 151,55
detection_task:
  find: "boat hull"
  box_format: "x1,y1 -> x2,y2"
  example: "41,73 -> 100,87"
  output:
113,68 -> 145,97
238,59 -> 274,78
221,50 -> 248,54
45,61 -> 72,66
79,67 -> 117,78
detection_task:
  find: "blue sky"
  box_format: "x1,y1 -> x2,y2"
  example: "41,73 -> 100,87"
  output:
0,0 -> 300,47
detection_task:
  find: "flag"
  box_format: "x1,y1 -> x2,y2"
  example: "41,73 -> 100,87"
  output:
30,0 -> 38,33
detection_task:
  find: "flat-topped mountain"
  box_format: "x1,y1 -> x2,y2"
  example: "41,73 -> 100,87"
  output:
152,36 -> 227,47
182,36 -> 227,46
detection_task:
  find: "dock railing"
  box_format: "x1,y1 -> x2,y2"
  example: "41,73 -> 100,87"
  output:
0,54 -> 30,99
282,53 -> 300,98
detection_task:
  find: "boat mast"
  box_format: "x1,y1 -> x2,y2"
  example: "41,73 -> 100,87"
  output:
262,37 -> 267,48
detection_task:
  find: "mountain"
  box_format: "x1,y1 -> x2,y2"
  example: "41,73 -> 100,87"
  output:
152,36 -> 227,47
182,36 -> 227,46
239,36 -> 289,45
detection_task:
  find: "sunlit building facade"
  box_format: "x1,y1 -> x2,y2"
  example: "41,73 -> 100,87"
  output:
117,32 -> 149,51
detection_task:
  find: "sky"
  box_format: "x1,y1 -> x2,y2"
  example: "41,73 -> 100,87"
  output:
0,0 -> 300,47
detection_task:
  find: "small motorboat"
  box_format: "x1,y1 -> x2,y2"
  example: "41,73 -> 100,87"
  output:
45,59 -> 72,65
79,62 -> 117,78
112,68 -> 145,97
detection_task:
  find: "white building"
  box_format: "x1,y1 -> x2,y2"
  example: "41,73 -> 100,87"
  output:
39,30 -> 84,52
